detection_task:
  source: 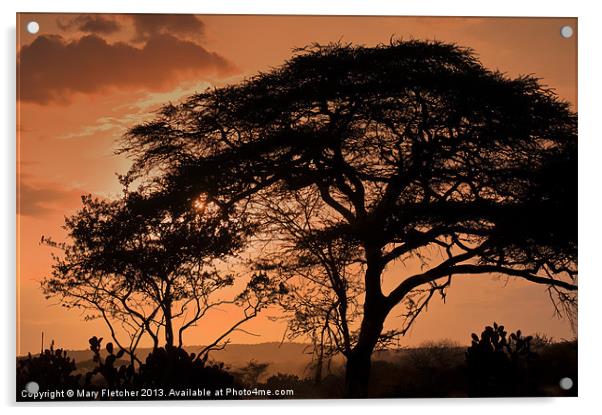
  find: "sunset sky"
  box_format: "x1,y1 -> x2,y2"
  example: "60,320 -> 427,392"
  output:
17,14 -> 577,355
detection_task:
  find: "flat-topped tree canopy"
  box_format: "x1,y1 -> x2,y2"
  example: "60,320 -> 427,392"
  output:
120,40 -> 576,397
122,40 -> 576,280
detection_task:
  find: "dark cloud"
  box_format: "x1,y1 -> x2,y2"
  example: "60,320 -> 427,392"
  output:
18,181 -> 83,217
55,14 -> 206,40
18,34 -> 235,104
130,14 -> 205,41
57,15 -> 121,34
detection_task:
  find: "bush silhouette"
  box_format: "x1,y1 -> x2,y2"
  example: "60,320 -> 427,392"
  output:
466,323 -> 539,396
84,336 -> 235,396
263,373 -> 326,398
235,360 -> 270,386
134,346 -> 235,391
17,341 -> 81,400
16,331 -> 575,400
85,336 -> 132,388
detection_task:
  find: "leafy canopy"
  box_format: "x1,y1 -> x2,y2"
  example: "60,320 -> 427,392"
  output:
121,41 -> 576,296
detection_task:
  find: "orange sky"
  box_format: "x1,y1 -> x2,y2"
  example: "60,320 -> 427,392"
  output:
17,14 -> 577,355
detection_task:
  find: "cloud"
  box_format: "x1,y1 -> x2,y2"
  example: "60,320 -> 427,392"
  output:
58,83 -> 212,140
59,113 -> 150,139
18,180 -> 84,217
18,34 -> 235,104
57,15 -> 122,34
127,82 -> 212,111
130,14 -> 205,41
58,117 -> 124,139
54,14 -> 205,41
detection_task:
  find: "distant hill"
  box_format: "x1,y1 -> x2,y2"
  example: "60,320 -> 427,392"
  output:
30,342 -> 418,379
61,342 -> 315,378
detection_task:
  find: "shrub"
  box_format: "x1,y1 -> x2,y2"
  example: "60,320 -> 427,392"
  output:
85,337 -> 235,397
16,341 -> 81,400
85,336 -> 132,388
135,346 -> 235,391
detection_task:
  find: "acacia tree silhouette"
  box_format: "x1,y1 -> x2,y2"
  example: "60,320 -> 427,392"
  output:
119,40 -> 577,397
42,187 -> 279,363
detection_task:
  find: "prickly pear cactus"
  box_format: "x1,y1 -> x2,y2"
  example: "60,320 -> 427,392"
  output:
466,323 -> 538,396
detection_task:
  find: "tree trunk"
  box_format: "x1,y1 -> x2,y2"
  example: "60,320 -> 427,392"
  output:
163,295 -> 174,348
314,345 -> 324,385
164,307 -> 174,349
344,346 -> 372,398
343,306 -> 387,398
343,245 -> 389,398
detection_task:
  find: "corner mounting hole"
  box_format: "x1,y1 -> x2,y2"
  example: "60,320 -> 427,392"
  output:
559,377 -> 573,390
26,21 -> 39,34
25,381 -> 39,394
560,25 -> 574,39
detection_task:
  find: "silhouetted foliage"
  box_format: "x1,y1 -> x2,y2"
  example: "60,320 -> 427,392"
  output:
536,339 -> 578,396
42,188 -> 281,361
16,330 -> 576,400
84,335 -> 235,398
85,336 -> 132,388
466,323 -> 539,396
16,341 -> 81,400
235,360 -> 270,385
134,346 -> 235,392
110,40 -> 578,397
263,373 -> 316,398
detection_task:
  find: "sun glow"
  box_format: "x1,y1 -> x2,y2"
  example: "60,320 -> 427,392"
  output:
193,194 -> 219,215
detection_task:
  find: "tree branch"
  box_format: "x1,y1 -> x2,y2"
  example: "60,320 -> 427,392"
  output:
387,261 -> 577,309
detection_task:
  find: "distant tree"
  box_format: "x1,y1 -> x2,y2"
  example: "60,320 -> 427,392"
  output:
265,192 -> 362,383
236,360 -> 270,386
119,40 -> 577,397
42,188 -> 280,363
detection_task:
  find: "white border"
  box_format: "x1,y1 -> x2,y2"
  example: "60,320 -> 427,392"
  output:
4,0 -> 585,16
3,0 -> 601,413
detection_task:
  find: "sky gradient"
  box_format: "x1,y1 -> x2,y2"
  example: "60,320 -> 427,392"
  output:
17,14 -> 577,355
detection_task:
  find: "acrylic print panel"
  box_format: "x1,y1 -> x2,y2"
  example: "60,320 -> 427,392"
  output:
16,13 -> 577,401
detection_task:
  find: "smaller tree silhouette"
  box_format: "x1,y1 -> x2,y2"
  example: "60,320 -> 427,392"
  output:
466,322 -> 539,396
42,187 -> 280,362
236,360 -> 270,386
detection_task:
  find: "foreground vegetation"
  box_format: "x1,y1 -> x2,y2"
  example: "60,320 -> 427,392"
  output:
17,324 -> 577,400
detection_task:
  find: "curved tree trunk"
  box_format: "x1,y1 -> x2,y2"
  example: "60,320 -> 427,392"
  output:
343,300 -> 388,398
343,248 -> 390,398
